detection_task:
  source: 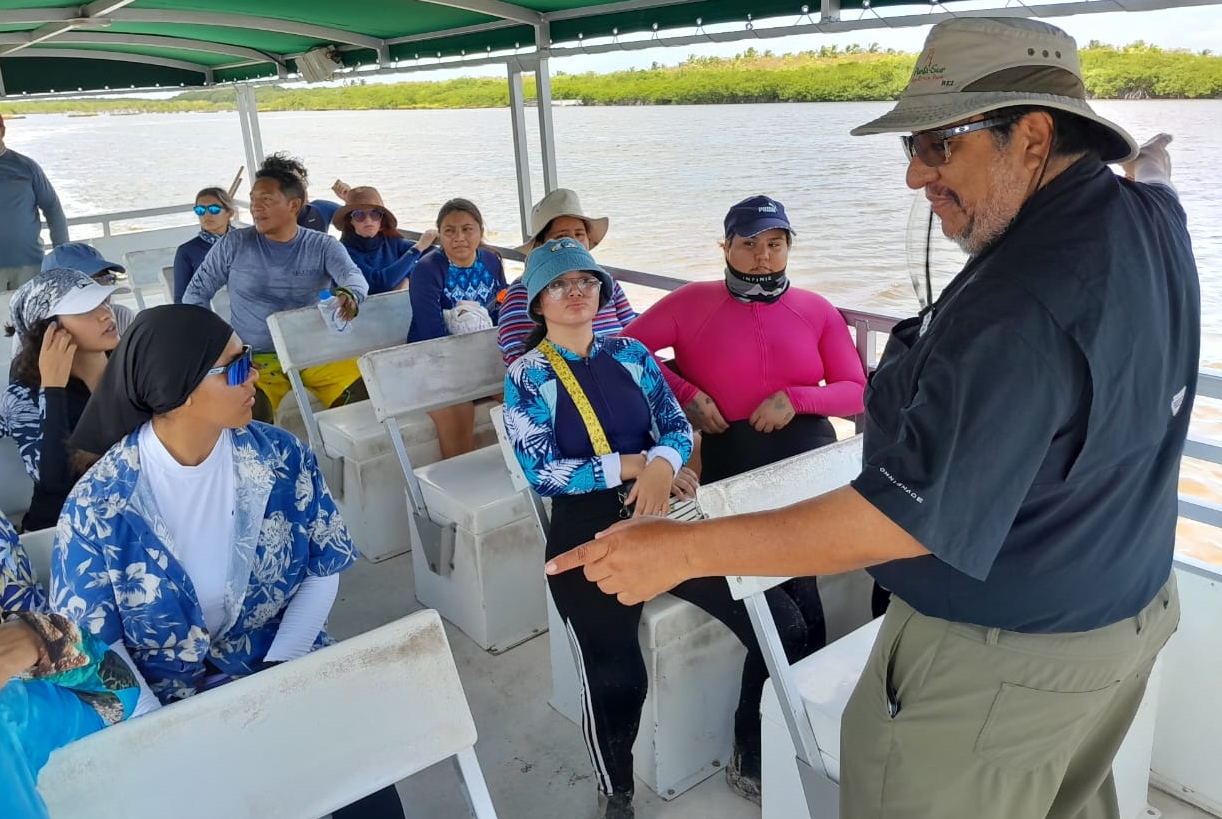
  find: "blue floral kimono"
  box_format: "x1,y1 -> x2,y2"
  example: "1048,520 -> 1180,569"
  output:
49,422 -> 357,704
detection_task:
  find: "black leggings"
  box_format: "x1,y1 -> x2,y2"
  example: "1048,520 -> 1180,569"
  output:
547,490 -> 811,797
332,786 -> 405,819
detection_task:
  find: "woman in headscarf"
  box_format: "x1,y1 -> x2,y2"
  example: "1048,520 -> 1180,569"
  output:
332,186 -> 438,294
1,268 -> 127,532
50,304 -> 406,819
2,508 -> 140,819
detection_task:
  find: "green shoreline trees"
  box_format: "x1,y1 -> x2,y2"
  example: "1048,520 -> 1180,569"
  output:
3,43 -> 1219,115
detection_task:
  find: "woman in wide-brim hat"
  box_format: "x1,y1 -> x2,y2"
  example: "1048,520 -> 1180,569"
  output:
496,187 -> 637,367
333,186 -> 438,295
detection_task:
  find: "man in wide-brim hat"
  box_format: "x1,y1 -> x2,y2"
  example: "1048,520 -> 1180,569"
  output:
542,17 -> 1200,819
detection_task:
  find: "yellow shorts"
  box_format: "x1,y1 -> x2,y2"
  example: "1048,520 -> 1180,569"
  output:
252,352 -> 363,412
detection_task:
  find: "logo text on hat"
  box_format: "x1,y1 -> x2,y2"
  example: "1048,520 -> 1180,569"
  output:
757,204 -> 778,213
910,49 -> 947,84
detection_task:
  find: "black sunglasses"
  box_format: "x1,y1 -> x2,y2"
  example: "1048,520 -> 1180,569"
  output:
901,116 -> 1017,168
194,204 -> 227,216
205,345 -> 253,387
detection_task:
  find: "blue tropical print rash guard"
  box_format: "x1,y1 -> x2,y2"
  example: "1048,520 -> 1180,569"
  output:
50,422 -> 357,703
503,335 -> 692,497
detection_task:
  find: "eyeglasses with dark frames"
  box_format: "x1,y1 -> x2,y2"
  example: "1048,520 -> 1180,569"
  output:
901,116 -> 1017,168
205,345 -> 254,387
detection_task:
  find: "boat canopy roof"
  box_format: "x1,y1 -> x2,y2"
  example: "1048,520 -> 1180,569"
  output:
1,0 -> 1214,97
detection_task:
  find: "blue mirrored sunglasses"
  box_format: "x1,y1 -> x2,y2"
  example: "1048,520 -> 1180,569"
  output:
206,345 -> 253,387
194,204 -> 227,216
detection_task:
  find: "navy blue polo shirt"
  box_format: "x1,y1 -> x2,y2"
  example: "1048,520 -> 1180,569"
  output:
855,158 -> 1200,633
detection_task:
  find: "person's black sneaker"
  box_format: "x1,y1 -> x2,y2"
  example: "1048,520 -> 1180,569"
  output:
726,747 -> 762,805
597,791 -> 635,819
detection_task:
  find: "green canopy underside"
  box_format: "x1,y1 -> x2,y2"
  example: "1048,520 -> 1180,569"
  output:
0,0 -> 960,94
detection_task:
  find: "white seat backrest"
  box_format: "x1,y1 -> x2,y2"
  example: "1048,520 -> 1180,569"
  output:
159,265 -> 175,303
266,290 -> 413,452
17,526 -> 55,585
88,225 -> 198,261
269,290 -> 413,373
359,329 -> 506,421
41,609 -> 499,819
122,248 -> 177,310
699,435 -> 864,600
700,434 -> 865,802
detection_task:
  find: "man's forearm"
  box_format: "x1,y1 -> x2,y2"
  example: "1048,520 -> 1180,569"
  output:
684,485 -> 929,579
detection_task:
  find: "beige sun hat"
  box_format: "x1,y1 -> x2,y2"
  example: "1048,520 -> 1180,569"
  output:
332,186 -> 398,233
515,188 -> 610,255
851,17 -> 1138,164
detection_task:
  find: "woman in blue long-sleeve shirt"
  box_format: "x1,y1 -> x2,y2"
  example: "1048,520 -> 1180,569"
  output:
407,198 -> 507,458
333,187 -> 436,294
172,187 -> 235,303
503,239 -> 808,818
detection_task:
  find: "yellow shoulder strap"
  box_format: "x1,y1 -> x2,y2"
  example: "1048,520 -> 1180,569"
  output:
539,340 -> 612,456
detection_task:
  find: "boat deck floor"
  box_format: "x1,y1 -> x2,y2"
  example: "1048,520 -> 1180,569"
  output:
327,551 -> 1214,819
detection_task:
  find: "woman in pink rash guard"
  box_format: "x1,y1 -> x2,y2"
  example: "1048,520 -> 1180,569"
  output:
624,195 -> 867,653
626,195 -> 865,481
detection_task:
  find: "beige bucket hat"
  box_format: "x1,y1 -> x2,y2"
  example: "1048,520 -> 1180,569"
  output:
516,188 -> 610,255
851,17 -> 1138,164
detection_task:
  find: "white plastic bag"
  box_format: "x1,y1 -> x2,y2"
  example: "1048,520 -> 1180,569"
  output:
443,300 -> 493,335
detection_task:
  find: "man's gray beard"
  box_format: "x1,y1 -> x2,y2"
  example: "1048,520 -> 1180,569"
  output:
951,155 -> 1029,256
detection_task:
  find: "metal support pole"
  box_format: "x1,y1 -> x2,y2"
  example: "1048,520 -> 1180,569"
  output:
507,62 -> 534,243
235,85 -> 265,188
0,67 -> 6,97
535,56 -> 559,194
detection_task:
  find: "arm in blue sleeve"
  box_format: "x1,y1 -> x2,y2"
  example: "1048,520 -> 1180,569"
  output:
624,340 -> 693,475
50,509 -> 125,647
1,382 -> 45,482
182,235 -> 230,306
30,160 -> 69,247
406,252 -> 450,342
380,239 -> 424,291
1,516 -> 45,612
502,364 -> 621,497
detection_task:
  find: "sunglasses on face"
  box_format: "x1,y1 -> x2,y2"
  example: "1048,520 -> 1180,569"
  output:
194,204 -> 227,216
901,116 -> 1016,168
206,345 -> 253,387
545,276 -> 602,300
92,271 -> 119,286
350,209 -> 384,223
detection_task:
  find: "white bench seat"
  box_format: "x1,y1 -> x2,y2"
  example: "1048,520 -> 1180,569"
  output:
267,291 -> 417,562
760,617 -> 881,799
39,609 -> 498,819
359,331 -> 547,653
316,400 -> 497,464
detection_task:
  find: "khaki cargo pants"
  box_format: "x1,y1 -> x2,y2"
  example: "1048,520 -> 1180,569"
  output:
840,575 -> 1179,819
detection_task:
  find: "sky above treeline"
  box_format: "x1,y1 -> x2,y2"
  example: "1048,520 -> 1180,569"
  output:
384,5 -> 1222,83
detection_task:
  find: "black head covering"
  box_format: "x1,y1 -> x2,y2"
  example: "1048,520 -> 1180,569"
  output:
71,304 -> 235,456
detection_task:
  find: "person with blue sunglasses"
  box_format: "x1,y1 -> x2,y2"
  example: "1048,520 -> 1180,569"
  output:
172,187 -> 235,303
54,304 -> 407,819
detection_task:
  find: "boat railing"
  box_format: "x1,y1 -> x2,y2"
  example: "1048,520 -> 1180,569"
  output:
53,201 -> 252,238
